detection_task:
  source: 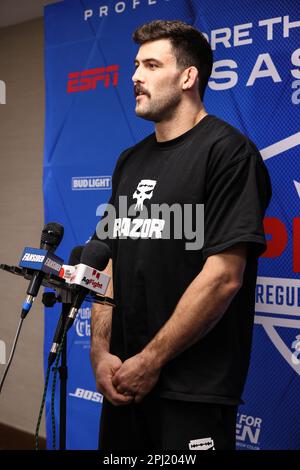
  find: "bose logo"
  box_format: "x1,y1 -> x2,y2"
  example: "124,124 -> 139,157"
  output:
67,66 -> 119,93
0,80 -> 6,104
22,253 -> 45,262
69,387 -> 103,403
72,176 -> 111,191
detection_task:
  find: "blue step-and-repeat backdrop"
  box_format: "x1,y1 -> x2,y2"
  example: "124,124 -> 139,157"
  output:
44,0 -> 300,449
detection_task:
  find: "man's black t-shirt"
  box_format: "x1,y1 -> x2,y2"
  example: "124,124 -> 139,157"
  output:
94,115 -> 272,405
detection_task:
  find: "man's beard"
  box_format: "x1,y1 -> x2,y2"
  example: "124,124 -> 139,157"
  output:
135,90 -> 182,123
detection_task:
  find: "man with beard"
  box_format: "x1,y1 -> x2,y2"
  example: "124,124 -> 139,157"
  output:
91,20 -> 271,450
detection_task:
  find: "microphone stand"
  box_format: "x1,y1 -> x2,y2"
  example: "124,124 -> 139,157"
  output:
57,303 -> 69,450
0,263 -> 115,449
43,293 -> 71,450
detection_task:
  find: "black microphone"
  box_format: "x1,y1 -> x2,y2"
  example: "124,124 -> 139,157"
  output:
64,240 -> 111,332
21,222 -> 64,318
47,245 -> 84,366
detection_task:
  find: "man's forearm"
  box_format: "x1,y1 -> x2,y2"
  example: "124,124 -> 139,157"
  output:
91,304 -> 112,353
140,246 -> 247,369
90,259 -> 113,365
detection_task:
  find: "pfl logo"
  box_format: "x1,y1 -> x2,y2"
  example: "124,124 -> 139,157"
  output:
236,414 -> 262,449
262,216 -> 300,272
67,65 -> 119,93
0,80 -> 6,104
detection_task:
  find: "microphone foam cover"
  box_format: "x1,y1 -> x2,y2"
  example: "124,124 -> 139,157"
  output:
80,240 -> 111,271
40,222 -> 64,251
68,245 -> 84,265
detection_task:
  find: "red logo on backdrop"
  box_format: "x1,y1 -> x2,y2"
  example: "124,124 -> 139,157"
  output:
262,217 -> 300,272
67,65 -> 119,93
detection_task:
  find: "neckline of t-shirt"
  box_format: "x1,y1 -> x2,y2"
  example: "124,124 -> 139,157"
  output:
153,114 -> 214,150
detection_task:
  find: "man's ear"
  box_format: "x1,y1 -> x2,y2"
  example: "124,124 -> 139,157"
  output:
182,66 -> 199,90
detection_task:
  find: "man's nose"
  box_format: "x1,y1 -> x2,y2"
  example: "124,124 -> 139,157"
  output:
132,66 -> 144,83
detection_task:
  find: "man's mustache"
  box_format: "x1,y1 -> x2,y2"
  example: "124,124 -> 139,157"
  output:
134,85 -> 150,97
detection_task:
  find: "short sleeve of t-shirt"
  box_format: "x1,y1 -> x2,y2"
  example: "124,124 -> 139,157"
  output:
202,151 -> 272,260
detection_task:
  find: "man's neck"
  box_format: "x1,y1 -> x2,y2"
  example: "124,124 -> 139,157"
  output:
155,103 -> 208,143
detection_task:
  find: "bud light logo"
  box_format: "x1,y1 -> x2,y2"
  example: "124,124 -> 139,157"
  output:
72,176 -> 111,191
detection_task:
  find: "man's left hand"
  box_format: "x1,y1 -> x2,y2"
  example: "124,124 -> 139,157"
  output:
111,352 -> 161,403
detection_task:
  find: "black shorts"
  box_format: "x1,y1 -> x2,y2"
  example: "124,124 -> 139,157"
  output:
99,394 -> 237,451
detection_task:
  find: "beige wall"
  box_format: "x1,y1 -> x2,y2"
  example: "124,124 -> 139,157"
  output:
0,18 -> 46,439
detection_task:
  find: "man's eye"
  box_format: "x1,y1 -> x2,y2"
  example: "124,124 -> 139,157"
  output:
148,63 -> 157,69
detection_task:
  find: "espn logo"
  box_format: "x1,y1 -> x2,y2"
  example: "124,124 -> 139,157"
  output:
0,80 -> 6,104
67,65 -> 119,93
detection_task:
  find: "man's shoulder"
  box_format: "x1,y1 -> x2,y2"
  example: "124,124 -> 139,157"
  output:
202,115 -> 261,167
202,115 -> 256,148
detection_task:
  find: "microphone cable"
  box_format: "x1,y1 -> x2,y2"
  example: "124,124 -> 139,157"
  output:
36,240 -> 112,449
0,318 -> 24,394
50,326 -> 68,450
0,222 -> 64,395
34,326 -> 68,450
34,361 -> 52,450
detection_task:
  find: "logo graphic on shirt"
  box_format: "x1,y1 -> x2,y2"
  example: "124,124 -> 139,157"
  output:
96,194 -> 205,249
256,132 -> 300,375
189,437 -> 215,450
133,179 -> 157,211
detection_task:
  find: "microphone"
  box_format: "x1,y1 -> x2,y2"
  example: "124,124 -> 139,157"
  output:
47,245 -> 84,367
64,240 -> 111,332
21,222 -> 64,318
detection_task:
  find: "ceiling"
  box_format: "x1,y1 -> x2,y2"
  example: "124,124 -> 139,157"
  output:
0,0 -> 60,29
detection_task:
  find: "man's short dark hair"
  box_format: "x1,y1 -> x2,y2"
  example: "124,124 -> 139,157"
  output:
133,19 -> 213,100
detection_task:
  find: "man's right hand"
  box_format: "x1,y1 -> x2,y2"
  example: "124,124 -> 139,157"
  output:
93,352 -> 135,406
